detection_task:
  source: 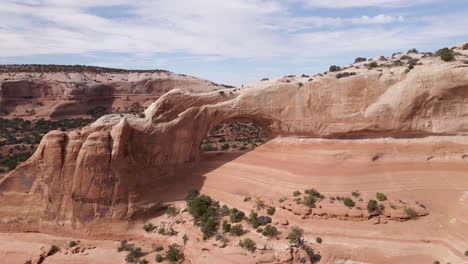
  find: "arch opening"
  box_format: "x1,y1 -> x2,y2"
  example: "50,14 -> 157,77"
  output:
200,118 -> 270,153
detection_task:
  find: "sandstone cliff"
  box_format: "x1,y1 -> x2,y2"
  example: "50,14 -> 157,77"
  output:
1,46 -> 468,228
0,65 -> 232,119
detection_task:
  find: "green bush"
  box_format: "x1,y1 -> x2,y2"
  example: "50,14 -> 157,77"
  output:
266,206 -> 276,216
155,254 -> 164,263
257,216 -> 272,226
126,247 -> 143,263
229,208 -> 245,223
185,191 -> 220,239
239,238 -> 256,252
329,65 -> 341,72
247,210 -> 259,228
367,200 -> 378,212
368,61 -> 378,68
287,226 -> 304,244
220,205 -> 230,216
437,48 -> 454,62
303,195 -> 316,206
222,220 -> 231,232
68,241 -> 77,247
165,206 -> 178,217
376,192 -> 387,201
304,188 -> 324,199
262,225 -> 278,237
343,197 -> 355,208
229,224 -> 244,236
143,223 -> 156,232
293,190 -> 301,196
405,206 -> 417,219
166,244 -> 183,263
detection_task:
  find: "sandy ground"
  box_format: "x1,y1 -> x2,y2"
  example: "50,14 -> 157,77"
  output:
1,136 -> 467,263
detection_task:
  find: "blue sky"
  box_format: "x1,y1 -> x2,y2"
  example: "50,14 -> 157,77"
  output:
0,0 -> 467,86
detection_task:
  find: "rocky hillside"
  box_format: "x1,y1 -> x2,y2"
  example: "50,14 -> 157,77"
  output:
0,65 -> 234,119
1,44 -> 468,228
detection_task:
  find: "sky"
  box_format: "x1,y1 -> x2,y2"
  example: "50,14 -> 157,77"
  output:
0,0 -> 467,86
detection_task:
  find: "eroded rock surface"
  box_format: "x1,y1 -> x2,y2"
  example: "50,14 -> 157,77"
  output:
1,47 -> 468,228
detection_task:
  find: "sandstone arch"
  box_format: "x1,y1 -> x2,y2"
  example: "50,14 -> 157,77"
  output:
1,62 -> 468,229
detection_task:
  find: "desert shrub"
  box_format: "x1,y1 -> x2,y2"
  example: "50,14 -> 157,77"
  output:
376,192 -> 387,201
301,74 -> 310,77
166,206 -> 179,217
262,225 -> 278,237
118,240 -> 130,252
368,62 -> 378,68
293,190 -> 301,196
229,224 -> 244,236
437,48 -> 454,62
221,143 -> 229,150
304,188 -> 324,199
302,244 -> 322,264
343,197 -> 355,208
255,199 -> 266,210
257,216 -> 272,226
143,223 -> 156,232
69,241 -> 77,247
166,244 -> 183,263
220,205 -> 230,216
298,82 -> 304,88
367,200 -> 378,212
303,195 -> 316,206
239,238 -> 256,252
256,228 -> 263,233
155,254 -> 164,263
404,206 -> 417,219
126,247 -> 143,263
465,250 -> 468,256
336,72 -> 356,79
287,226 -> 304,244
266,206 -> 276,216
462,43 -> 468,50
354,57 -> 366,63
185,191 -> 220,239
329,65 -> 341,72
185,189 -> 200,201
433,261 -> 440,264
247,210 -> 259,228
222,220 -> 231,232
138,259 -> 148,264
229,208 -> 245,223
158,227 -> 165,234
407,48 -> 418,54
316,237 -> 322,243
351,191 -> 360,198
166,227 -> 178,236
261,78 -> 269,81
278,197 -> 286,203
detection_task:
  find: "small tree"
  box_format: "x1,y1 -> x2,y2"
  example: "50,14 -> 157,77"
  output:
343,197 -> 355,208
266,206 -> 276,216
239,238 -> 256,252
437,48 -> 454,62
287,226 -> 304,244
329,65 -> 341,72
166,244 -> 183,263
229,224 -> 244,236
367,200 -> 378,213
222,220 -> 231,232
155,254 -> 164,263
230,208 -> 245,223
262,225 -> 278,237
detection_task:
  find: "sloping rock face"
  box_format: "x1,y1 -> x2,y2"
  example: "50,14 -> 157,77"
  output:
1,55 -> 468,227
0,65 -> 230,119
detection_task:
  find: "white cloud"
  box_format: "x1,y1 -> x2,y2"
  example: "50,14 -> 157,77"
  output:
300,0 -> 439,8
0,0 -> 466,63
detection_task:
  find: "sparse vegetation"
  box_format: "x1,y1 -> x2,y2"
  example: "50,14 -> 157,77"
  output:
165,206 -> 179,217
343,197 -> 355,208
303,195 -> 316,206
287,226 -> 304,244
368,62 -> 378,68
437,48 -> 455,62
166,244 -> 183,263
336,72 -> 356,79
404,206 -> 417,219
329,65 -> 341,72
293,190 -> 301,196
143,223 -> 156,232
68,241 -> 77,247
229,208 -> 245,223
239,238 -> 256,252
367,200 -> 378,213
376,192 -> 387,201
183,234 -> 188,245
185,190 -> 220,239
316,237 -> 322,243
262,224 -> 278,237
266,206 -> 276,216
222,220 -> 231,232
354,57 -> 366,63
155,254 -> 164,263
229,224 -> 244,236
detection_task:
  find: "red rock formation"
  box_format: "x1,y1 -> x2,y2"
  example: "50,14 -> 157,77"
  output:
1,49 -> 468,229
